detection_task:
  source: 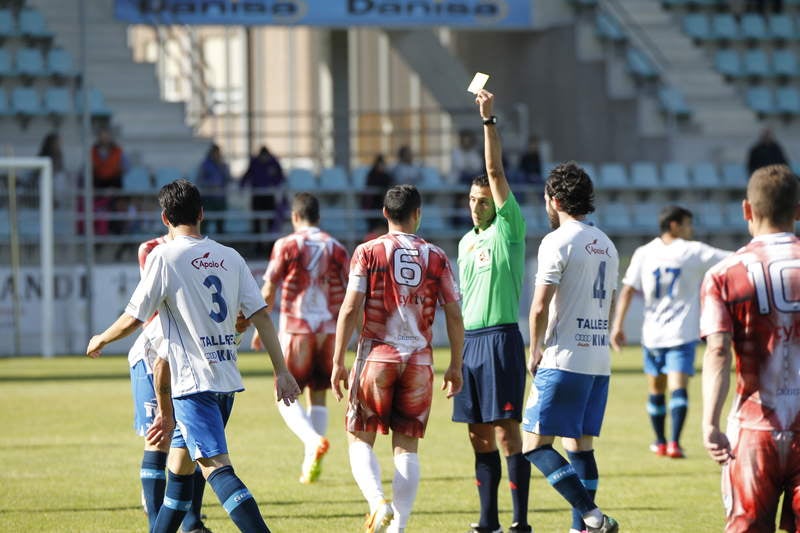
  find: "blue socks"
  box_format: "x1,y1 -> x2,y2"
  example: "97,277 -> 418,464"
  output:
670,389 -> 688,445
180,466 -> 207,531
506,453 -> 531,528
141,450 -> 167,532
647,393 -> 667,444
567,450 -> 599,531
475,451 -> 501,529
207,465 -> 270,533
525,445 -> 595,516
152,470 -> 194,533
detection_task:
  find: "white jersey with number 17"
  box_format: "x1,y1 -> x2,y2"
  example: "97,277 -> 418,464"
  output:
126,235 -> 266,398
535,220 -> 619,376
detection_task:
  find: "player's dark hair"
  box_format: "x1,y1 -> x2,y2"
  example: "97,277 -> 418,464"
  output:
748,164 -> 799,226
292,192 -> 320,224
383,184 -> 421,223
159,178 -> 202,227
471,174 -> 489,188
545,161 -> 595,216
659,205 -> 693,233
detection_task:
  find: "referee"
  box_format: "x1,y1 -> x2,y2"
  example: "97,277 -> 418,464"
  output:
453,89 -> 530,533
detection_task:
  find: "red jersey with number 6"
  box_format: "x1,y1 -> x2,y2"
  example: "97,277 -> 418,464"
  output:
349,231 -> 460,365
700,232 -> 800,432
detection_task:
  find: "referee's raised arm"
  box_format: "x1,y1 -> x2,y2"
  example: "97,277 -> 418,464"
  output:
476,89 -> 510,208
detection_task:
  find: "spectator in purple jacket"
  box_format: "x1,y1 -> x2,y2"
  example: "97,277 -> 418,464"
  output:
241,146 -> 287,237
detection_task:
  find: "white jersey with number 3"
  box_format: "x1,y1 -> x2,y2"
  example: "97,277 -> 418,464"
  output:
536,220 -> 619,376
126,235 -> 266,398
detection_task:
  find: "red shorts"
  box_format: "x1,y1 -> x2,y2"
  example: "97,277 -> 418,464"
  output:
280,332 -> 334,391
722,427 -> 800,533
345,359 -> 433,438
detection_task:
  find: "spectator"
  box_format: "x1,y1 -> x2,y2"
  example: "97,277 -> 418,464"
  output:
392,145 -> 423,185
241,146 -> 286,237
38,132 -> 69,205
747,128 -> 789,175
517,135 -> 544,184
197,143 -> 230,234
91,128 -> 128,235
361,154 -> 393,231
451,129 -> 483,185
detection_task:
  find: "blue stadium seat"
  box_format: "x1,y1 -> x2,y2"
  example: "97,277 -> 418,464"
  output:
153,167 -> 182,188
520,205 -> 549,232
695,202 -> 725,230
0,87 -> 7,116
576,162 -> 596,181
598,163 -> 628,189
321,207 -> 351,235
76,89 -> 112,118
711,14 -> 741,42
287,168 -> 316,191
627,48 -> 658,80
631,203 -> 659,230
17,209 -> 40,238
721,163 -> 748,188
741,14 -> 769,41
18,8 -> 53,42
43,87 -> 71,116
319,166 -> 349,190
15,47 -> 46,77
715,49 -> 742,78
683,14 -> 710,41
47,48 -> 74,78
595,11 -> 626,43
0,48 -> 11,78
743,49 -> 771,78
420,205 -> 448,233
746,86 -> 776,115
691,162 -> 721,188
773,49 -> 798,78
11,87 -> 42,116
658,87 -> 692,118
662,162 -> 691,189
123,166 -> 151,192
600,202 -> 633,231
776,87 -> 800,115
351,165 -> 369,188
630,162 -> 660,189
724,201 -> 747,229
224,213 -> 250,234
0,209 -> 8,238
768,14 -> 795,41
0,9 -> 14,40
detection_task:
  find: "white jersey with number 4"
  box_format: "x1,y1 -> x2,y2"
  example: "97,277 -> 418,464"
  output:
126,235 -> 266,398
536,220 -> 619,376
623,238 -> 729,349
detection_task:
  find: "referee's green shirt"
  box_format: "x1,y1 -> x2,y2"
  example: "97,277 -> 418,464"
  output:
457,192 -> 526,330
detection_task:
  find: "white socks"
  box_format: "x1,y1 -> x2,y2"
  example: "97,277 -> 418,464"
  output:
582,508 -> 604,528
391,453 -> 420,530
278,400 -> 321,454
308,405 -> 328,436
349,440 -> 386,511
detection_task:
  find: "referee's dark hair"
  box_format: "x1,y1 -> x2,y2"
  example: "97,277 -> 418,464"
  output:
545,162 -> 595,216
384,184 -> 421,223
658,205 -> 693,234
159,178 -> 202,227
292,192 -> 320,224
471,174 -> 489,188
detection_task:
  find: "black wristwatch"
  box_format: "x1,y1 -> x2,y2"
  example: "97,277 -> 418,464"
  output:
482,115 -> 497,126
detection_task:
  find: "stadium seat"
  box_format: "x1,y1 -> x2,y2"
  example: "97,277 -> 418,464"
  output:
746,86 -> 776,115
721,163 -> 748,188
741,14 -> 769,42
743,49 -> 770,79
153,167 -> 182,188
662,162 -> 691,189
321,207 -> 350,235
17,208 -> 40,238
711,14 -> 741,42
0,87 -> 8,116
18,8 -> 53,42
683,14 -> 710,42
773,49 -> 798,78
767,14 -> 795,41
0,48 -> 11,78
224,212 -> 250,234
0,9 -> 14,40
76,89 -> 112,118
599,202 -> 633,231
598,163 -> 628,189
776,86 -> 800,115
715,49 -> 742,79
694,202 -> 725,230
419,165 -> 443,188
351,165 -> 369,188
630,162 -> 660,189
0,208 -> 8,238
287,168 -> 316,191
575,162 -> 596,181
520,204 -> 549,232
11,87 -> 42,116
627,48 -> 659,80
631,203 -> 659,230
724,201 -> 747,229
123,166 -> 152,192
420,205 -> 448,232
691,162 -> 721,188
595,11 -> 626,43
43,87 -> 71,116
15,47 -> 46,77
47,48 -> 74,79
318,166 -> 349,190
658,87 -> 692,118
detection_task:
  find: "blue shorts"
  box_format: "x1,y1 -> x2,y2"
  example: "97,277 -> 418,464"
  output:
522,368 -> 609,439
171,391 -> 235,460
643,341 -> 697,377
452,324 -> 526,424
130,360 -> 157,437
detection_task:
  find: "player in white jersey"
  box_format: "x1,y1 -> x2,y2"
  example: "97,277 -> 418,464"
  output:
522,162 -> 620,533
610,206 -> 730,459
87,179 -> 300,533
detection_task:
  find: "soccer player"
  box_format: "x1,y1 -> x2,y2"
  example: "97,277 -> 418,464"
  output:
452,89 -> 531,533
610,206 -> 729,458
701,164 -> 800,532
331,184 -> 464,533
523,162 -> 620,533
251,192 -> 350,484
86,179 -> 300,533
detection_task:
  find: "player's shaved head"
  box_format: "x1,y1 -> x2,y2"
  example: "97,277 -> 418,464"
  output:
748,164 -> 799,227
159,178 -> 202,227
384,184 -> 421,223
292,192 -> 320,224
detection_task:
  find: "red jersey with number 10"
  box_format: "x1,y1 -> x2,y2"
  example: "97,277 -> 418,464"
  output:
700,233 -> 800,432
350,231 -> 460,365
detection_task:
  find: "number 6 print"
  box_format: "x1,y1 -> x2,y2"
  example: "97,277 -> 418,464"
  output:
393,248 -> 423,287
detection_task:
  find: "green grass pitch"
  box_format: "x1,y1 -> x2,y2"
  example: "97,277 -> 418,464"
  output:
1,346 -> 728,532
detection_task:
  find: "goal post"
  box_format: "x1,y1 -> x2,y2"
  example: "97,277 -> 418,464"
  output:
0,157 -> 54,358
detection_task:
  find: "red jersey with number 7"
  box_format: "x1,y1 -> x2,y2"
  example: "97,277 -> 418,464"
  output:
700,232 -> 800,432
349,231 -> 461,365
